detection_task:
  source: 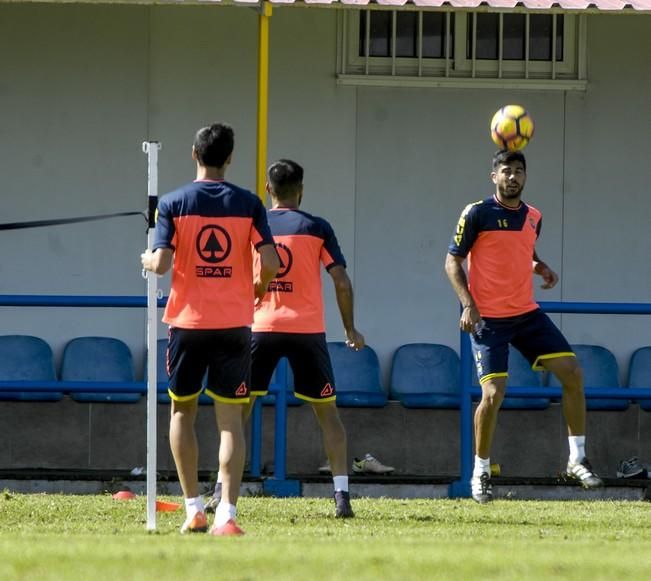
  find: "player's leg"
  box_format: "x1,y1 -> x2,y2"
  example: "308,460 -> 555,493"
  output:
204,327 -> 252,535
514,310 -> 602,488
475,375 -> 508,458
470,320 -> 510,504
211,401 -> 246,535
542,356 -> 601,487
312,402 -> 352,518
207,332 -> 280,512
166,328 -> 209,533
288,333 -> 353,518
311,401 -> 348,479
542,355 -> 584,435
170,397 -> 208,533
473,375 -> 507,503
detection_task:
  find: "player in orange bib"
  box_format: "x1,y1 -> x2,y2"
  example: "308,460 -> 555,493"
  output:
207,159 -> 364,518
141,123 -> 280,535
445,149 -> 603,504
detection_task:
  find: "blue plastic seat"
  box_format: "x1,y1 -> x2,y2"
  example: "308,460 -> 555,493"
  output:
470,347 -> 549,409
0,335 -> 62,401
628,346 -> 651,411
328,342 -> 387,407
62,337 -> 140,403
390,343 -> 460,408
154,339 -> 212,404
549,344 -> 628,411
260,358 -> 303,406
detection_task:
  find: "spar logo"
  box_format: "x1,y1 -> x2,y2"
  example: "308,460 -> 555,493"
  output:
269,242 -> 293,292
195,224 -> 233,278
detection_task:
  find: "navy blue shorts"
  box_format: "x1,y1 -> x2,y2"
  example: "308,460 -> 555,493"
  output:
470,309 -> 574,384
251,332 -> 336,403
166,326 -> 251,403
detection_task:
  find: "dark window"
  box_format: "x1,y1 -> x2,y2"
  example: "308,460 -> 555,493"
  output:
359,11 -> 391,57
422,12 -> 454,59
467,13 -> 498,60
396,13 -> 418,57
503,14 -> 525,60
359,11 -> 454,59
467,13 -> 564,61
530,15 -> 564,61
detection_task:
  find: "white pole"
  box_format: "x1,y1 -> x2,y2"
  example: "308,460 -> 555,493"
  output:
143,141 -> 161,531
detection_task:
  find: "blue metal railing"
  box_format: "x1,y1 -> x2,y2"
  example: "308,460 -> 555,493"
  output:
0,295 -> 166,308
4,295 -> 651,494
449,301 -> 651,498
0,293 -> 272,482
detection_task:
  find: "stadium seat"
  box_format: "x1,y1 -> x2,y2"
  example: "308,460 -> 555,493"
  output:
549,344 -> 628,411
328,342 -> 387,407
62,336 -> 140,403
260,358 -> 303,406
628,346 -> 651,411
154,339 -> 212,405
389,343 -> 460,408
0,335 -> 62,401
490,348 -> 549,410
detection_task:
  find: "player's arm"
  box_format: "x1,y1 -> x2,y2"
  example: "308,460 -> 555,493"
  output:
532,250 -> 558,290
254,243 -> 280,301
141,248 -> 173,275
328,265 -> 365,351
445,253 -> 481,333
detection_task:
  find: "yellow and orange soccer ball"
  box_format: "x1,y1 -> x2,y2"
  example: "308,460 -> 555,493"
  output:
490,105 -> 535,151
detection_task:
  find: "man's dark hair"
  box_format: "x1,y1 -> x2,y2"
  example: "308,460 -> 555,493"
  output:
193,123 -> 234,168
267,159 -> 304,200
492,149 -> 527,171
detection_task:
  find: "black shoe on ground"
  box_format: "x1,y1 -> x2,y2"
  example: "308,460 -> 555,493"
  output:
471,472 -> 493,504
204,482 -> 222,514
566,458 -> 604,489
334,490 -> 354,518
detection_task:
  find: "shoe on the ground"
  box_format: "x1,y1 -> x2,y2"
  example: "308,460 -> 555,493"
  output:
210,519 -> 245,536
204,483 -> 222,514
334,490 -> 354,518
566,457 -> 604,489
180,511 -> 208,534
471,472 -> 493,504
318,460 -> 331,474
617,457 -> 647,479
204,495 -> 220,514
352,453 -> 395,475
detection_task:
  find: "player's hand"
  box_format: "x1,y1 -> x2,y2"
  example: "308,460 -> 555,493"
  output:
254,279 -> 268,303
141,249 -> 154,272
535,263 -> 559,289
345,329 -> 365,351
459,304 -> 481,334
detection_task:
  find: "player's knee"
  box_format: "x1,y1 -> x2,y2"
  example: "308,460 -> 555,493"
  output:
171,398 -> 198,419
560,361 -> 584,392
480,381 -> 506,407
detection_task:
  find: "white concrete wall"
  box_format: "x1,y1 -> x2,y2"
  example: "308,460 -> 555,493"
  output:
0,4 -> 649,385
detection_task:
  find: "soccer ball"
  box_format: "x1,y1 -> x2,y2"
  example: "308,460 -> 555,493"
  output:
490,105 -> 535,151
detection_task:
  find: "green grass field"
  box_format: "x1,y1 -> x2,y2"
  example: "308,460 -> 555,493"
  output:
2,492 -> 651,580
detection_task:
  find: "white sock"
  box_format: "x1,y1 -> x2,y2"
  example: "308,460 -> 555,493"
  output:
214,501 -> 237,527
568,435 -> 586,464
184,496 -> 204,518
473,456 -> 491,477
333,475 -> 349,492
